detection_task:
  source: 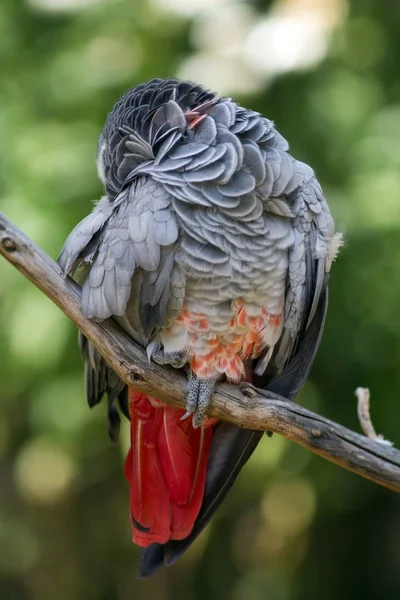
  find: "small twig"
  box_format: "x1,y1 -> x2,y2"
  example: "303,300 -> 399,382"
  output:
356,387 -> 393,446
1,211 -> 400,493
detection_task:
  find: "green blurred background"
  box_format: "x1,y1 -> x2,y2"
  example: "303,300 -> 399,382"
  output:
1,0 -> 400,598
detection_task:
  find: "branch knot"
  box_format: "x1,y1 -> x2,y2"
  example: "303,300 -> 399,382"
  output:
1,237 -> 17,252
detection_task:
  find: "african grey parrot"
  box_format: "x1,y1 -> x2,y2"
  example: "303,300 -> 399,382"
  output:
59,78 -> 341,576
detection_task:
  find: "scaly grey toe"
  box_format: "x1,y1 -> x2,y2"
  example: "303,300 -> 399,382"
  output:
182,371 -> 216,428
151,348 -> 190,369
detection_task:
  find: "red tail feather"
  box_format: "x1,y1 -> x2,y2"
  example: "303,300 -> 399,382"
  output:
125,389 -> 215,547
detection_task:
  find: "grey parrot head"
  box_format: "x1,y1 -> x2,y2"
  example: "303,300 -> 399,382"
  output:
96,78 -> 218,199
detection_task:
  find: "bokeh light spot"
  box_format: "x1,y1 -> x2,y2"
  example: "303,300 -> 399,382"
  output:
30,376 -> 90,435
9,291 -> 69,368
15,437 -> 77,505
261,478 -> 316,537
28,0 -> 109,13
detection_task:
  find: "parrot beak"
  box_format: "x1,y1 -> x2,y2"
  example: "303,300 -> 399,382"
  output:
184,111 -> 207,128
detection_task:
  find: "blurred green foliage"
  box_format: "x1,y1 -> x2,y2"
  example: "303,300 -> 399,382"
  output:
1,1 -> 400,599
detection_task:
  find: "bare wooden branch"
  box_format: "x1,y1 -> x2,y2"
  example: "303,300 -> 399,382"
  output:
1,211 -> 400,494
356,387 -> 393,446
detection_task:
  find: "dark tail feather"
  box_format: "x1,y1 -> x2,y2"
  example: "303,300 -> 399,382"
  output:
139,544 -> 166,578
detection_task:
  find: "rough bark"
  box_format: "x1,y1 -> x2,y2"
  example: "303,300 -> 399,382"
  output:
1,211 -> 399,494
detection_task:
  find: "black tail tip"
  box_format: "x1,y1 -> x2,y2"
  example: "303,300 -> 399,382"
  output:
138,544 -> 165,578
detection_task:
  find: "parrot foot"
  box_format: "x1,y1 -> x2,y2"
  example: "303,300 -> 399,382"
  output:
182,371 -> 216,428
151,347 -> 190,369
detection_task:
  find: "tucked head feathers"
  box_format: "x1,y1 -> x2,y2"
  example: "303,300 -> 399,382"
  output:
97,78 -> 218,197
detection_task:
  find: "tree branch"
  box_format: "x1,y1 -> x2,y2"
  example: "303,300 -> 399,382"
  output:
1,211 -> 400,493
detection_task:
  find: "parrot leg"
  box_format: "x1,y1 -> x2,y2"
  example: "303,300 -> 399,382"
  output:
150,347 -> 216,427
151,348 -> 190,369
183,371 -> 216,428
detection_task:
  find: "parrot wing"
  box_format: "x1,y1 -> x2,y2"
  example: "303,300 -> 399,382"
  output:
59,178 -> 182,335
59,177 -> 184,439
266,161 -> 340,388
